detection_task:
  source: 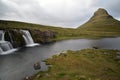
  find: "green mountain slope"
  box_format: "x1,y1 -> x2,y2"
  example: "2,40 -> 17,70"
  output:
78,8 -> 120,38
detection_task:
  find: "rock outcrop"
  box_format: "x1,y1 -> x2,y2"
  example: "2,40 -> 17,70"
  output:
4,29 -> 25,48
30,29 -> 56,44
2,29 -> 56,48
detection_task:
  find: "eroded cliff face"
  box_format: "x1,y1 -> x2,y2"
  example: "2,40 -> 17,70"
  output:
4,29 -> 26,48
2,29 -> 56,48
30,29 -> 56,44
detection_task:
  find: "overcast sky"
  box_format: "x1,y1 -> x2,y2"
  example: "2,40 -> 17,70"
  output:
0,0 -> 120,28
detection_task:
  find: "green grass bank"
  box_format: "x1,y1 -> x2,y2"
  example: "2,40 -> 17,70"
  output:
32,49 -> 120,80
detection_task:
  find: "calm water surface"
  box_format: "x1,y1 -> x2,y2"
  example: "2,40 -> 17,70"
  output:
0,37 -> 120,80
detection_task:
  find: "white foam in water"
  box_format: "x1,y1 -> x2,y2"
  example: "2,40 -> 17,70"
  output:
0,41 -> 17,55
0,49 -> 17,55
26,43 -> 40,47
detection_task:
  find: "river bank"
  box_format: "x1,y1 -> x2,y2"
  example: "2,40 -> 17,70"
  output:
32,49 -> 120,80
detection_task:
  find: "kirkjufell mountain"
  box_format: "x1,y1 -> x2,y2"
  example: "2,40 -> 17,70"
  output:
78,8 -> 120,31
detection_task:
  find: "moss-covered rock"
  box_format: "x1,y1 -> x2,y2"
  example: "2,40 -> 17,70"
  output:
30,29 -> 56,44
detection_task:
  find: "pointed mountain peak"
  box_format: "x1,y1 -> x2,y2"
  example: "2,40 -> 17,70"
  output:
78,8 -> 120,29
89,8 -> 113,22
94,8 -> 109,16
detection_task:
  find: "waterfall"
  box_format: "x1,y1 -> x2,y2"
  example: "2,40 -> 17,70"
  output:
0,41 -> 16,55
0,29 -> 39,54
21,30 -> 34,44
0,41 -> 13,51
21,30 -> 39,47
0,30 -> 5,41
0,30 -> 16,55
0,47 -> 3,53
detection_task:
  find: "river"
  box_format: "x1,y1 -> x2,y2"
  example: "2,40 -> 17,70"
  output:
0,37 -> 120,80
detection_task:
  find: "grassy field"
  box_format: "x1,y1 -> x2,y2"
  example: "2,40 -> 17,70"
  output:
32,49 -> 120,80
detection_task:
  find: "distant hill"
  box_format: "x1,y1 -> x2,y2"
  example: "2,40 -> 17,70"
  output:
78,8 -> 120,38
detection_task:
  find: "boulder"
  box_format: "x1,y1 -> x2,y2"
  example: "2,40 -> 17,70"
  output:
33,62 -> 41,70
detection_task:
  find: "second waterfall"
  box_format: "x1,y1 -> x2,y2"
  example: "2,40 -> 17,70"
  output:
21,30 -> 39,47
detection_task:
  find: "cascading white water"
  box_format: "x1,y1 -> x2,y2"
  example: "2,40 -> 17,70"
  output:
0,47 -> 3,53
0,29 -> 39,54
0,30 -> 5,41
0,30 -> 16,55
0,41 -> 17,55
0,41 -> 13,51
21,30 -> 39,47
21,30 -> 34,44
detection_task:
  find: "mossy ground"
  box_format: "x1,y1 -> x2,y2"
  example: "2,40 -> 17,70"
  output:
32,49 -> 120,80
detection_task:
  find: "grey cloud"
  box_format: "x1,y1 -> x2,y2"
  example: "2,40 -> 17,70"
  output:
0,0 -> 120,28
105,0 -> 120,18
0,0 -> 12,17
